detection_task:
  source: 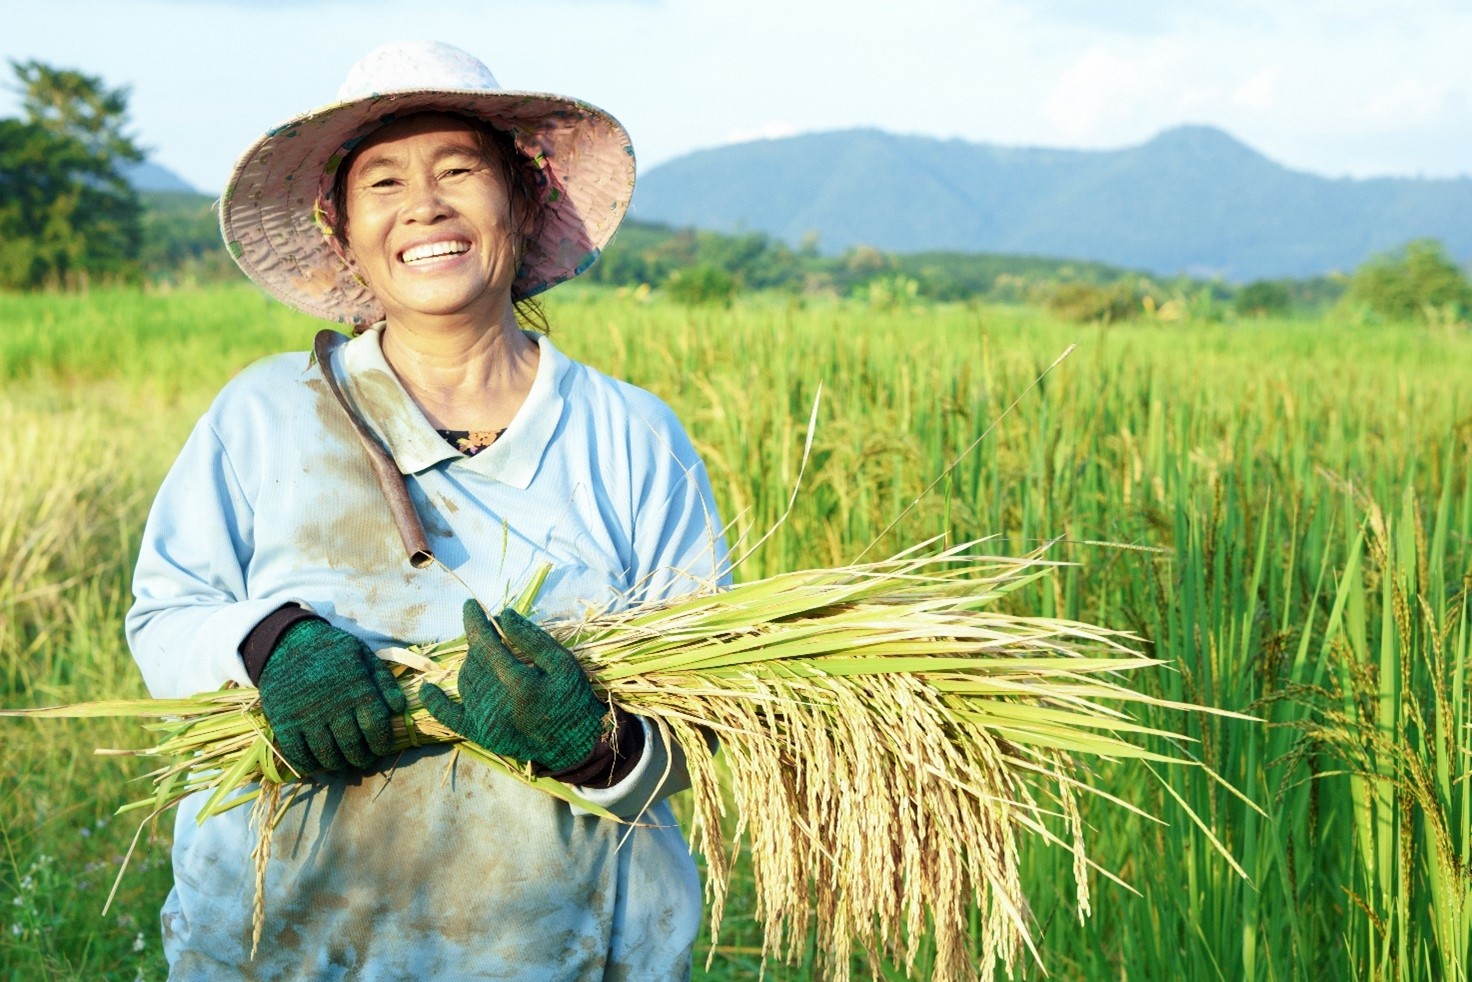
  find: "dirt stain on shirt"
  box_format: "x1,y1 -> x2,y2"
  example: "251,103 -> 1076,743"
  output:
298,376 -> 407,577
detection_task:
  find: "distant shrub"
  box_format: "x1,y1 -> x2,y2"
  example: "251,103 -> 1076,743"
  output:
859,274 -> 920,310
1043,280 -> 1141,323
1346,239 -> 1472,322
1235,280 -> 1293,318
842,245 -> 891,278
663,264 -> 738,307
989,273 -> 1030,304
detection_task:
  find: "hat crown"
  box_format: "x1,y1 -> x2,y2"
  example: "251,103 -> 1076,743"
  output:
337,41 -> 503,102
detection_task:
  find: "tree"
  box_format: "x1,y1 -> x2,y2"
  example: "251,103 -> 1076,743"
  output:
1346,239 -> 1472,323
663,263 -> 738,307
0,60 -> 143,288
1235,280 -> 1292,318
14,61 -> 141,165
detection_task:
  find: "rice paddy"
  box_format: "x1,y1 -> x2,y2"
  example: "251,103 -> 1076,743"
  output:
2,282 -> 1470,979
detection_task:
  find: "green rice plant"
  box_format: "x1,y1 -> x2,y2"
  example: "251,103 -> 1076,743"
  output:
2,541 -> 1243,982
1274,484 -> 1472,980
4,284 -> 1472,977
0,285 -> 315,394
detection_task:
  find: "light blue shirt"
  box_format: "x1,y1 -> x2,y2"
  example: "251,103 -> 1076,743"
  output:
126,326 -> 729,980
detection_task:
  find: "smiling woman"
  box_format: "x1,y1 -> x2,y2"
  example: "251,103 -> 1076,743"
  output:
329,114 -> 547,322
333,114 -> 540,429
338,116 -> 525,320
127,40 -> 728,980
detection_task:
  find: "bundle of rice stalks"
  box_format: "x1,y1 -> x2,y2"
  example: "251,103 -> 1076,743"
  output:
2,540 -> 1241,981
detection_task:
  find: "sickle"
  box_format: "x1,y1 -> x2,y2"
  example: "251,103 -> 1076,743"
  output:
313,329 -> 435,569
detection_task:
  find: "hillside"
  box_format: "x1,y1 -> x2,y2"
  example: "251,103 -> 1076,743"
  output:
124,160 -> 197,194
138,190 -> 236,281
632,126 -> 1472,280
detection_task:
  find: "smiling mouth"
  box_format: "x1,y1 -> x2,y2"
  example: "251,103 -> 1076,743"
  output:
400,240 -> 471,264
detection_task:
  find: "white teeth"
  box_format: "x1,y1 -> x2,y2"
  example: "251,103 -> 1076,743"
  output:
401,241 -> 470,264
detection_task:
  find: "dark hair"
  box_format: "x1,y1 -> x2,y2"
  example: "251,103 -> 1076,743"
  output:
331,111 -> 549,332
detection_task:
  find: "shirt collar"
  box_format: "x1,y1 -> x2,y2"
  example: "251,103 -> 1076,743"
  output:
335,324 -> 568,489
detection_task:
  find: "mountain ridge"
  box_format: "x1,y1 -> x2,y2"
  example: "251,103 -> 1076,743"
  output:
632,125 -> 1472,280
124,160 -> 197,194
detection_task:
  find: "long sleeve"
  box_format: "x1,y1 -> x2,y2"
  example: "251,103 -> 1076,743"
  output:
125,416 -> 300,698
629,407 -> 733,604
572,396 -> 731,819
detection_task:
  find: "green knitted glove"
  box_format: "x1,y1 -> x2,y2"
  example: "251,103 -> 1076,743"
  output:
257,618 -> 408,775
421,601 -> 608,772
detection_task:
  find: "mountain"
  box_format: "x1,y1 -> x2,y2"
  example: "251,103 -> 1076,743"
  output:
632,126 -> 1472,281
124,160 -> 197,194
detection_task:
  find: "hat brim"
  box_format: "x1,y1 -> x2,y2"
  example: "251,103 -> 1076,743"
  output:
221,88 -> 636,326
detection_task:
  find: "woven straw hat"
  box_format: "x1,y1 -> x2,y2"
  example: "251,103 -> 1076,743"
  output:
220,41 -> 636,326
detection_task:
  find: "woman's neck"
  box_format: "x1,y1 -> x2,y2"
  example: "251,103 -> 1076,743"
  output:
379,309 -> 540,431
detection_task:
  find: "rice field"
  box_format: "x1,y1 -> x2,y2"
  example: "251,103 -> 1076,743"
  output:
1,282 -> 1470,979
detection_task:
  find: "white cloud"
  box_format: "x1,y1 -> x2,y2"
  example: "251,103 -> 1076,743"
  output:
1176,84 -> 1226,113
1044,41 -> 1284,139
1033,15 -> 1472,179
1363,78 -> 1451,126
1023,0 -> 1195,34
1043,43 -> 1197,142
721,121 -> 801,146
1042,47 -> 1150,140
4,0 -> 1472,185
1232,68 -> 1279,111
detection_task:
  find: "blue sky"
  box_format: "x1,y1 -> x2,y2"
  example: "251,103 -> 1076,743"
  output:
4,0 -> 1469,193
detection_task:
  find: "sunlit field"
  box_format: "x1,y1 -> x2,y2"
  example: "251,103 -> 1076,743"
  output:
2,282 -> 1470,979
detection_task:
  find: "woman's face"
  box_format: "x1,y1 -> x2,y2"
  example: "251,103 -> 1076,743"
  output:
341,113 -> 523,327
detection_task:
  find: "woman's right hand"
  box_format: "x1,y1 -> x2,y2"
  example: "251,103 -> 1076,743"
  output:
257,619 -> 407,775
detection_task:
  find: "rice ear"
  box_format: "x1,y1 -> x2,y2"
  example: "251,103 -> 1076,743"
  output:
5,541 -> 1236,980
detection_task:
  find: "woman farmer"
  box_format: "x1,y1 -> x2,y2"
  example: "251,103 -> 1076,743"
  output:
126,40 -> 729,979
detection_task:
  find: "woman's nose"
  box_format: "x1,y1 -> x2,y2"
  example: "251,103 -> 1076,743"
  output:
404,178 -> 451,222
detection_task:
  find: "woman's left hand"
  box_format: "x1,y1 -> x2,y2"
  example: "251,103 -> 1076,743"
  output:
421,601 -> 609,773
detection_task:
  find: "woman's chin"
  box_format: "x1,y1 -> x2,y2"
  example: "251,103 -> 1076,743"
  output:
380,290 -> 514,328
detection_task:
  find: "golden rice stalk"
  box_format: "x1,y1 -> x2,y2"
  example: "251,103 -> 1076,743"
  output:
1,540 -> 1244,981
